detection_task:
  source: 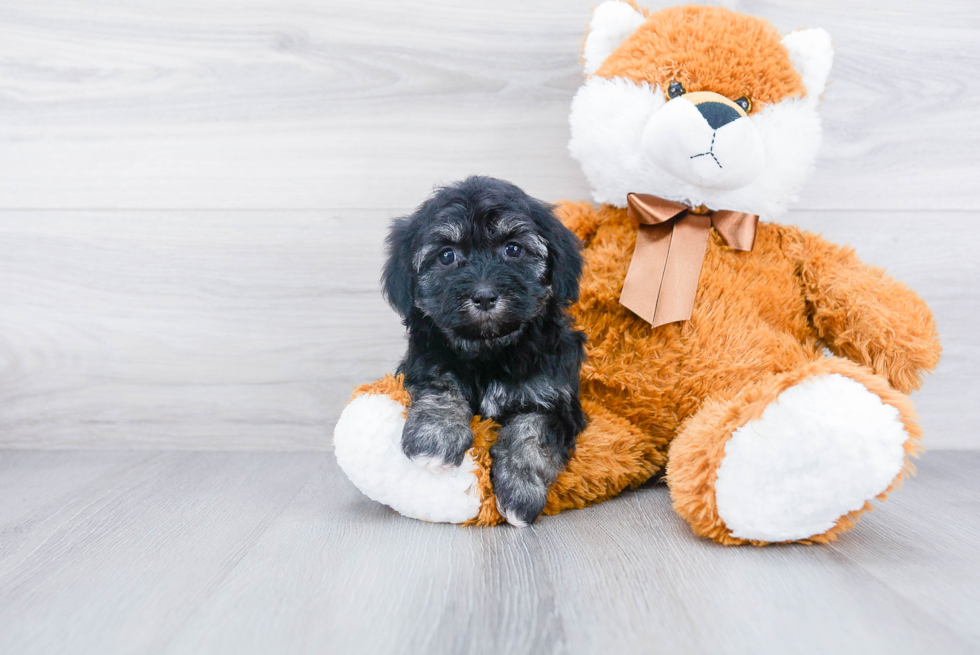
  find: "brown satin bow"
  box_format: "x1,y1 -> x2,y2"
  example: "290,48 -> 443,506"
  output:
620,193 -> 758,327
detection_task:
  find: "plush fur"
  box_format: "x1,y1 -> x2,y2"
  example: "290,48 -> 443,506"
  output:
335,4 -> 942,544
381,176 -> 587,526
569,3 -> 828,215
714,373 -> 909,542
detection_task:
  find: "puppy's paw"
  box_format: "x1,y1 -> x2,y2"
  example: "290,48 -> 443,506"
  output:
490,413 -> 570,527
402,412 -> 473,469
492,471 -> 548,527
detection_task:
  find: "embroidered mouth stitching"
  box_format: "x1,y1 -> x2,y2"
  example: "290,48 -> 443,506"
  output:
689,131 -> 722,169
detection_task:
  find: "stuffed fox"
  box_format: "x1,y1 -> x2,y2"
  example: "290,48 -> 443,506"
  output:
334,2 -> 941,545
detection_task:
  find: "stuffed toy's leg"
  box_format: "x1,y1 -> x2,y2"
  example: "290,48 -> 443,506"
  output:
334,375 -> 500,524
543,398 -> 665,515
666,357 -> 921,545
335,375 -> 666,525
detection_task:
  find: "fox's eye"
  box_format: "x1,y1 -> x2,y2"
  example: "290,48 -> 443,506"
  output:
667,81 -> 686,99
438,248 -> 456,265
734,96 -> 752,113
504,243 -> 523,258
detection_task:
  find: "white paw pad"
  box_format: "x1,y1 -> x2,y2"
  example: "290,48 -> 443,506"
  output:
333,394 -> 482,523
714,374 -> 909,542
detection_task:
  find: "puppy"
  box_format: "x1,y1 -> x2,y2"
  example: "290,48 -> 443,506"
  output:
382,176 -> 587,526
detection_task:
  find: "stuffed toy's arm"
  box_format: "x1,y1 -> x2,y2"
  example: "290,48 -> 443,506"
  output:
554,200 -> 604,245
791,229 -> 941,394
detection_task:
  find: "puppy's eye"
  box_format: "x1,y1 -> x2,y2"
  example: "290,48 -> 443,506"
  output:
667,81 -> 686,99
438,248 -> 456,266
734,96 -> 752,113
504,243 -> 523,258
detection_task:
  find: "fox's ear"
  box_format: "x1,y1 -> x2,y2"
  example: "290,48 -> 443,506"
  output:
583,1 -> 647,75
782,28 -> 834,98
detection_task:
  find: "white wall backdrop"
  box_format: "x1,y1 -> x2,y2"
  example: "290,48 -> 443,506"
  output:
0,0 -> 977,448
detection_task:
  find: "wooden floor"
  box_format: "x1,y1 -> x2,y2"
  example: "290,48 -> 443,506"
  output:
0,449 -> 977,655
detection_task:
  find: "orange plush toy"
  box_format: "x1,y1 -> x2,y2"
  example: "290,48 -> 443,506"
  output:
334,3 -> 941,544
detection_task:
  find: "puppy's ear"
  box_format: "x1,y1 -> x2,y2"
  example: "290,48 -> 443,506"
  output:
381,214 -> 416,318
529,199 -> 583,307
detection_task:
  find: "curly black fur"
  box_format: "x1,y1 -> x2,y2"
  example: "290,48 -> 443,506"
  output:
382,176 -> 588,526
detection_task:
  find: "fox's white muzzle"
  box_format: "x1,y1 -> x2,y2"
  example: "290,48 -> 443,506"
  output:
642,91 -> 766,190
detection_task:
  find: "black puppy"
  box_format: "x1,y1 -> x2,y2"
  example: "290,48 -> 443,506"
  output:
382,176 -> 587,526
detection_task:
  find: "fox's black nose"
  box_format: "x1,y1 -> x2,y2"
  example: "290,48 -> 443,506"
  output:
696,101 -> 741,130
471,287 -> 498,312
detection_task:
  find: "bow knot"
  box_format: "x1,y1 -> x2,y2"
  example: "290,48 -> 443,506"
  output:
620,193 -> 758,327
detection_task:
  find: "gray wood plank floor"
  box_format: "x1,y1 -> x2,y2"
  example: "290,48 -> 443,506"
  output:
0,449 -> 977,655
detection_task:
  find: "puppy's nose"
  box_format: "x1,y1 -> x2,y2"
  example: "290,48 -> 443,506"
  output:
696,101 -> 741,130
471,286 -> 499,312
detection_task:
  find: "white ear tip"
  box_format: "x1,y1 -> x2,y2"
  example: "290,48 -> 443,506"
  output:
583,1 -> 647,75
782,28 -> 834,97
